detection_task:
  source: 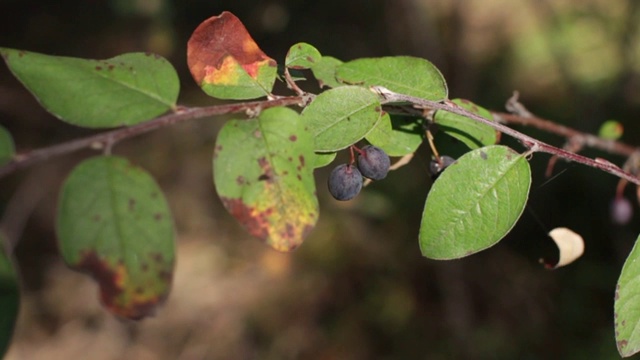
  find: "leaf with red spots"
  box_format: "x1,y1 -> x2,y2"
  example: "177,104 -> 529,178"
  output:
56,156 -> 175,320
213,107 -> 318,251
285,42 -> 322,70
615,233 -> 640,357
0,48 -> 179,128
187,11 -> 277,100
0,231 -> 19,358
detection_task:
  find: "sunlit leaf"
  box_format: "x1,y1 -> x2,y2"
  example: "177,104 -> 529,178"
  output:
0,48 -> 179,128
0,232 -> 19,358
615,233 -> 640,357
366,113 -> 424,156
285,42 -> 322,69
0,125 -> 15,166
541,227 -> 585,269
187,11 -> 277,100
599,120 -> 623,140
301,86 -> 382,152
420,145 -> 531,259
57,156 -> 175,320
434,99 -> 498,150
213,107 -> 318,251
336,56 -> 448,101
311,56 -> 344,89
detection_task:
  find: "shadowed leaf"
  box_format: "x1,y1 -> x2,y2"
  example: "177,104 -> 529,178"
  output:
0,125 -> 15,166
57,156 -> 175,320
0,232 -> 19,358
615,233 -> 640,357
214,107 -> 318,251
187,11 -> 277,100
366,113 -> 424,156
434,99 -> 498,150
0,49 -> 179,128
310,56 -> 343,89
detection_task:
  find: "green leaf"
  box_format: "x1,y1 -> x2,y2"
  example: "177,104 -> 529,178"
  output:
599,119 -> 623,140
312,151 -> 337,169
420,145 -> 531,260
310,56 -> 343,89
366,113 -> 424,156
433,99 -> 498,150
336,56 -> 448,101
615,233 -> 640,357
301,86 -> 382,152
0,125 -> 15,166
0,49 -> 179,128
285,42 -> 322,69
57,156 -> 175,320
213,107 -> 319,251
0,232 -> 19,358
187,12 -> 277,100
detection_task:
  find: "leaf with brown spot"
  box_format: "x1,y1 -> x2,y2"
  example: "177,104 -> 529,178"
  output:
615,233 -> 640,357
187,11 -> 277,100
0,48 -> 179,128
57,156 -> 175,320
213,107 -> 318,251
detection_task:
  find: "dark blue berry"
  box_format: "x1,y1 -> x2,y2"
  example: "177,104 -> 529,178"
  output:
429,155 -> 455,179
328,164 -> 363,201
357,145 -> 390,180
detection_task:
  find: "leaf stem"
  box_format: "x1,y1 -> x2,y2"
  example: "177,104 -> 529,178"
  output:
0,96 -> 304,179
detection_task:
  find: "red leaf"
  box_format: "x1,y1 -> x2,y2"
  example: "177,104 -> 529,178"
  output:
187,12 -> 277,99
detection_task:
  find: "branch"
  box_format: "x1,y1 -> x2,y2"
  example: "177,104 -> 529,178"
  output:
373,86 -> 640,186
0,96 -> 306,179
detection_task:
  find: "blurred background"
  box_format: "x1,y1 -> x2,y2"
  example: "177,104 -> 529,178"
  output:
1,0 -> 640,358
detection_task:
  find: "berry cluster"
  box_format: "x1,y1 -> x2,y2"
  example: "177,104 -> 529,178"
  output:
328,145 -> 390,201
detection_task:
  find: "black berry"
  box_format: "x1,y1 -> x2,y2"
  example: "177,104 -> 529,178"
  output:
611,197 -> 633,225
429,155 -> 455,179
357,145 -> 390,180
328,163 -> 363,201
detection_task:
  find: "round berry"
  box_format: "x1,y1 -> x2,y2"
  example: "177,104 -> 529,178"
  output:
611,197 -> 633,225
357,145 -> 390,180
429,155 -> 456,178
328,163 -> 363,201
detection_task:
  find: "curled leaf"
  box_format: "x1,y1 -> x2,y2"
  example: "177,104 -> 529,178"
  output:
187,11 -> 277,100
542,227 -> 585,269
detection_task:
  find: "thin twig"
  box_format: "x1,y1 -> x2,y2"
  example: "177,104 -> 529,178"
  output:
373,86 -> 640,185
0,96 -> 305,179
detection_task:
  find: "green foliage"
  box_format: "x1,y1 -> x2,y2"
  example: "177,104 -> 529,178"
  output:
2,10 -> 639,358
213,107 -> 319,251
420,146 -> 531,259
301,86 -> 382,152
434,99 -> 498,149
56,156 -> 175,320
0,49 -> 179,128
285,42 -> 322,69
311,56 -> 344,89
615,233 -> 640,357
366,113 -> 424,156
336,56 -> 448,101
0,125 -> 14,166
0,232 -> 19,359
